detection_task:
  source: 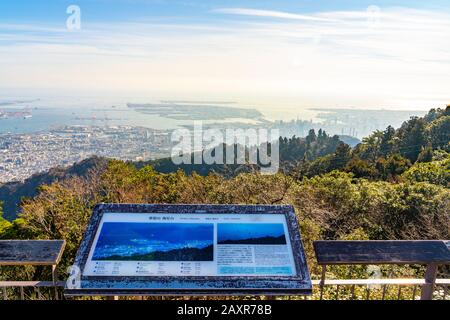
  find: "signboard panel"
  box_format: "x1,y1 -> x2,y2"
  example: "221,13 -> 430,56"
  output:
84,212 -> 297,277
65,204 -> 312,296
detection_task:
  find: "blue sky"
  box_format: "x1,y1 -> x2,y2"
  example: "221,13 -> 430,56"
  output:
1,1 -> 449,109
2,1 -> 450,24
92,222 -> 214,260
96,222 -> 214,246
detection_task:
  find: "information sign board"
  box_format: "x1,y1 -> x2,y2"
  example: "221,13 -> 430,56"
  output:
65,204 -> 312,296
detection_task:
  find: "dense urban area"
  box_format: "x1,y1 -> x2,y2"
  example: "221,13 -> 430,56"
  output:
0,126 -> 172,183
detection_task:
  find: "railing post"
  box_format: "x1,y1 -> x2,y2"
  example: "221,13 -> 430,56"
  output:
420,263 -> 438,300
319,265 -> 326,300
52,264 -> 59,300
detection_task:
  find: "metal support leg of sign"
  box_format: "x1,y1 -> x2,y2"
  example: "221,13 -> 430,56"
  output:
52,264 -> 59,300
319,265 -> 326,300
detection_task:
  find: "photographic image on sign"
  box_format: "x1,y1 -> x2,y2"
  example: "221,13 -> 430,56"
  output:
92,222 -> 214,261
218,223 -> 287,245
69,206 -> 312,294
81,212 -> 301,278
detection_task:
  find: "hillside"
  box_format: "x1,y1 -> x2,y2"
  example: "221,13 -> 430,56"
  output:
0,107 -> 448,294
296,106 -> 450,180
97,244 -> 214,262
1,149 -> 448,279
1,106 -> 448,222
0,156 -> 108,220
1,131 -> 345,220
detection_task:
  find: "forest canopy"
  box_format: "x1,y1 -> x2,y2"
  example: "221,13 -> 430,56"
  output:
0,106 -> 449,286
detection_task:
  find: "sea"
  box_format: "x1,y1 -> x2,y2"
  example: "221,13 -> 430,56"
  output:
0,97 -> 288,134
0,96 -> 428,135
0,98 -> 184,134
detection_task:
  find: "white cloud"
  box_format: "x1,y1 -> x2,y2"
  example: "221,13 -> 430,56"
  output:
0,7 -> 449,109
212,8 -> 338,22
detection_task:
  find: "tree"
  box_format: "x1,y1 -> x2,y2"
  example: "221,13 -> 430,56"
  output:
417,145 -> 433,163
380,125 -> 396,156
328,143 -> 352,171
380,182 -> 450,239
305,129 -> 317,145
360,130 -> 383,161
403,154 -> 450,187
344,157 -> 378,178
427,115 -> 450,152
396,117 -> 427,162
376,154 -> 411,181
0,201 -> 12,238
334,143 -> 352,159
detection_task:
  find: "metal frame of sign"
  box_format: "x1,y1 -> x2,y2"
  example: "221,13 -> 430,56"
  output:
64,204 -> 312,296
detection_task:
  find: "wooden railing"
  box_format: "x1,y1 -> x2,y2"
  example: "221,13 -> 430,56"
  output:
1,279 -> 449,300
1,239 -> 449,300
309,279 -> 449,300
0,281 -> 65,300
0,240 -> 66,300
313,240 -> 450,300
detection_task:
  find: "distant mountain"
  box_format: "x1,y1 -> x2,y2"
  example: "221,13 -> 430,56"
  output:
337,135 -> 361,147
96,244 -> 214,261
218,235 -> 287,245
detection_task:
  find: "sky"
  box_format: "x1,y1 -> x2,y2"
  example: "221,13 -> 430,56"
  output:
218,223 -> 285,241
96,222 -> 214,246
1,0 -> 450,109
